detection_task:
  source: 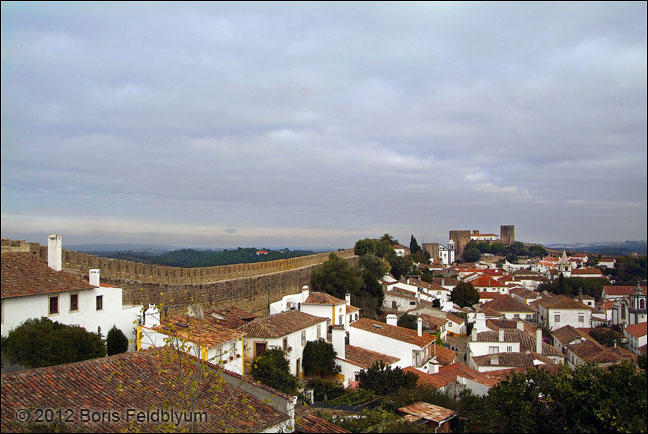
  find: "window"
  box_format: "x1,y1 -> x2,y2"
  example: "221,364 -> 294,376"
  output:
283,337 -> 289,350
578,315 -> 584,323
338,315 -> 343,325
96,295 -> 103,311
489,346 -> 498,354
554,314 -> 560,323
49,296 -> 59,315
526,314 -> 533,320
70,294 -> 79,312
301,330 -> 306,346
514,314 -> 520,319
507,346 -> 513,352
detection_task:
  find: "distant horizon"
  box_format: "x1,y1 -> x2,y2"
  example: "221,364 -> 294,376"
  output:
2,231 -> 646,253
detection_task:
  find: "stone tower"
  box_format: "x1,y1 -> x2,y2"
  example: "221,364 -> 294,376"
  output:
422,243 -> 439,261
449,230 -> 471,258
500,225 -> 515,246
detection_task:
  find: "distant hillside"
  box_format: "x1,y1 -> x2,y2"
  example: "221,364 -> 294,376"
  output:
545,241 -> 647,256
66,243 -> 181,253
101,247 -> 317,268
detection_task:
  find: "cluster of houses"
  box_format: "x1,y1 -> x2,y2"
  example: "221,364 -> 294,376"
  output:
1,234 -> 646,433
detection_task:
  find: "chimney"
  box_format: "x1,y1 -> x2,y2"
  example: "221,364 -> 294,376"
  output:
517,321 -> 524,331
345,293 -> 351,306
471,326 -> 477,341
301,285 -> 309,302
578,288 -> 583,304
491,354 -> 499,365
441,278 -> 445,286
386,314 -> 398,326
417,316 -> 423,337
536,327 -> 543,354
498,328 -> 505,342
332,326 -> 345,360
47,234 -> 62,271
89,269 -> 100,287
416,291 -> 421,304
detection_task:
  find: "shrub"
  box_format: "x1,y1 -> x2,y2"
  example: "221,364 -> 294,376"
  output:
251,348 -> 299,394
106,325 -> 129,356
306,378 -> 345,402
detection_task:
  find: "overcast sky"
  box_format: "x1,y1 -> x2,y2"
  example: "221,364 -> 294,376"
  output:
1,2 -> 646,249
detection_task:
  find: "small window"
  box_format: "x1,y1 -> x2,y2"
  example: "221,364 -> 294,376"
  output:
513,314 -> 520,319
49,296 -> 59,315
70,294 -> 79,312
283,337 -> 288,350
554,314 -> 560,323
489,346 -> 498,354
301,330 -> 306,346
507,346 -> 513,352
578,315 -> 584,323
96,295 -> 103,311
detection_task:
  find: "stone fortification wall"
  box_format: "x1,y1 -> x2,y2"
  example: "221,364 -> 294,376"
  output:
1,238 -> 357,315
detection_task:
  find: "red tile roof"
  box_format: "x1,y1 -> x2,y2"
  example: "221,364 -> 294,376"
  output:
603,286 -> 647,297
238,310 -> 327,338
340,345 -> 400,368
1,253 -> 95,299
296,414 -> 351,433
471,352 -> 552,368
205,306 -> 257,329
398,402 -> 457,424
350,318 -> 436,348
625,322 -> 647,338
539,295 -> 593,310
479,296 -> 536,313
0,347 -> 290,432
305,292 -> 346,305
571,268 -> 604,276
142,315 -> 246,348
471,275 -> 506,288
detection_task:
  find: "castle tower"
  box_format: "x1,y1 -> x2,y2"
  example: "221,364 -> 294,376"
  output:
500,225 -> 515,246
449,230 -> 471,258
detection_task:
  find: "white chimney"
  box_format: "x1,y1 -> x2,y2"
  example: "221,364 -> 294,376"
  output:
301,285 -> 309,302
47,234 -> 62,271
499,328 -> 505,342
536,327 -> 543,354
89,269 -> 100,287
517,321 -> 524,331
345,293 -> 351,306
386,314 -> 398,326
143,304 -> 161,328
417,316 -> 423,337
332,326 -> 345,360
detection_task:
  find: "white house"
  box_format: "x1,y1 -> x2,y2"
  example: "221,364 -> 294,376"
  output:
610,284 -> 647,327
438,242 -> 456,266
1,247 -> 141,351
477,296 -> 536,322
237,310 -> 328,378
551,324 -> 593,355
138,312 -> 246,374
624,322 -> 647,356
348,317 -> 455,374
331,326 -> 401,388
469,231 -> 499,241
537,295 -> 593,331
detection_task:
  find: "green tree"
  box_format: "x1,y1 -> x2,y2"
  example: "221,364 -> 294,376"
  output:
251,348 -> 299,394
375,240 -> 396,260
410,235 -> 421,254
397,314 -> 418,330
490,242 -> 506,255
463,248 -> 482,263
451,282 -> 480,308
389,255 -> 413,280
311,253 -> 364,300
590,327 -> 626,348
379,233 -> 398,245
106,325 -> 129,356
477,241 -> 491,254
303,338 -> 340,378
463,362 -> 646,433
358,361 -> 417,395
529,245 -> 548,257
3,318 -> 105,369
360,254 -> 390,280
506,253 -> 518,263
354,238 -> 377,256
305,378 -> 345,402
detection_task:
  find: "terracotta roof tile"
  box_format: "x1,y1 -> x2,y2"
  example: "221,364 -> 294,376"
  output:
398,402 -> 456,423
238,310 -> 327,338
350,318 -> 436,348
471,352 -> 549,368
552,325 -> 594,346
304,292 -> 346,305
480,296 -> 536,313
1,253 -> 95,299
603,286 -> 647,297
0,347 -> 290,432
340,345 -> 400,368
142,315 -> 246,348
539,295 -> 593,310
205,306 -> 257,329
296,414 -> 350,433
625,322 -> 647,338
